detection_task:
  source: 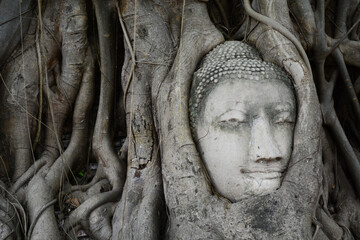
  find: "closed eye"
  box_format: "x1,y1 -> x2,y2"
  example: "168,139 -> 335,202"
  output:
216,110 -> 248,129
221,118 -> 246,124
219,119 -> 245,129
218,110 -> 247,122
222,118 -> 245,123
273,112 -> 295,124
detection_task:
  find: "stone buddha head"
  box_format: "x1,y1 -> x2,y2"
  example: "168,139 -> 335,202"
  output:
189,41 -> 296,202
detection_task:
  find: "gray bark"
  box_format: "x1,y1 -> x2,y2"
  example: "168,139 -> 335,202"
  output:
0,0 -> 359,239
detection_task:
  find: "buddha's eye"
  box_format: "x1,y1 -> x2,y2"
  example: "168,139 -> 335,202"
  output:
219,118 -> 247,129
273,112 -> 294,124
217,110 -> 248,129
222,118 -> 245,124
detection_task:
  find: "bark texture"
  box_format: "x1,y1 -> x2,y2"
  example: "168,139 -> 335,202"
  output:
0,0 -> 359,239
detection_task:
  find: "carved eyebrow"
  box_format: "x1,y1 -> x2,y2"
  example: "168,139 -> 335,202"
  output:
221,100 -> 247,105
273,102 -> 295,112
217,109 -> 247,119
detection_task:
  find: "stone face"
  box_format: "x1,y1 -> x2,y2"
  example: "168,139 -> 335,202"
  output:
189,41 -> 293,132
190,41 -> 296,202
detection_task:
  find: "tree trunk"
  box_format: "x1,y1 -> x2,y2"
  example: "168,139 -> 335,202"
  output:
0,0 -> 359,239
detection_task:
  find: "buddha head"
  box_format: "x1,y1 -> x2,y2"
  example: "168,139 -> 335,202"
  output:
189,41 -> 296,202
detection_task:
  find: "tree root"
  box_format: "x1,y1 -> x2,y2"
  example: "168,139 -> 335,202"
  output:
10,158 -> 46,195
0,0 -> 359,239
243,0 -> 312,74
63,188 -> 122,232
92,0 -> 125,191
27,198 -> 57,240
26,42 -> 94,239
0,182 -> 20,240
69,164 -> 106,193
313,0 -> 360,197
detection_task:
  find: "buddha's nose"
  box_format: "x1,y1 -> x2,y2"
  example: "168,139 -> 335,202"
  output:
249,117 -> 282,163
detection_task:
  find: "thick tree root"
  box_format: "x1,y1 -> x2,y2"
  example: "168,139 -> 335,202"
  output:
0,0 -> 359,239
0,181 -> 20,240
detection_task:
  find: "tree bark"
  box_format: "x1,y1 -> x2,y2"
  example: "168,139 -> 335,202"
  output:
0,0 -> 359,239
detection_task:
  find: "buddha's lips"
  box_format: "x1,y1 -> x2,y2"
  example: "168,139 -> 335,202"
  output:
240,169 -> 283,179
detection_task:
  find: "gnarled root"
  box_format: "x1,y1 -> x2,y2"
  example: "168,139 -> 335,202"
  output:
0,181 -> 20,240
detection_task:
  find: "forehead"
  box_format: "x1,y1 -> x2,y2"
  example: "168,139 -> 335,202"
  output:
201,79 -> 295,116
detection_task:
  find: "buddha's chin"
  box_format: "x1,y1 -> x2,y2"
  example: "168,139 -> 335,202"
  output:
225,177 -> 281,202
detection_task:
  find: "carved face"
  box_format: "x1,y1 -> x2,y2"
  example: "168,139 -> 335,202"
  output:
195,78 -> 296,202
